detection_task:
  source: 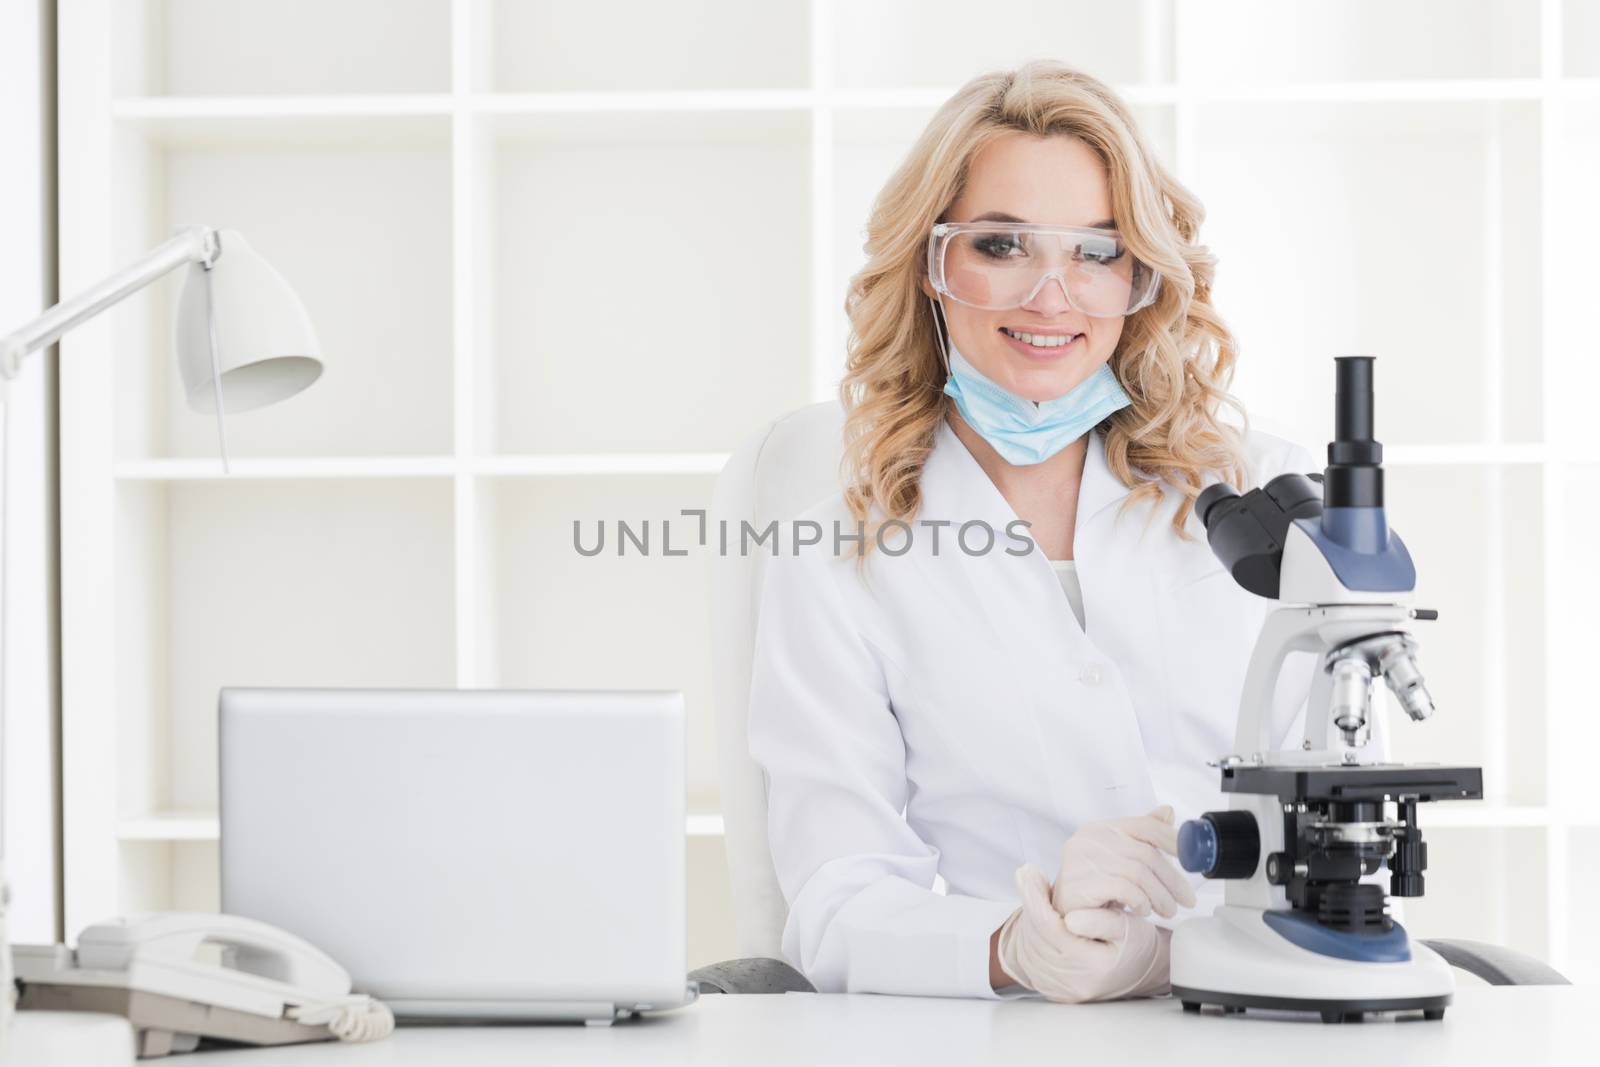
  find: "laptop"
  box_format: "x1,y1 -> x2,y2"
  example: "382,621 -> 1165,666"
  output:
219,687 -> 694,1024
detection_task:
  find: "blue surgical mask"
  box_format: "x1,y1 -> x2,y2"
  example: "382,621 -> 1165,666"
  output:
931,295 -> 1132,466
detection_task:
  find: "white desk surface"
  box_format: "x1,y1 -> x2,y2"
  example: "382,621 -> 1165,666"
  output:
181,986 -> 1594,1066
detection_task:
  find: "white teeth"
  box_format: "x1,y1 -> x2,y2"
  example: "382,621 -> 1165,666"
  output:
1003,327 -> 1080,348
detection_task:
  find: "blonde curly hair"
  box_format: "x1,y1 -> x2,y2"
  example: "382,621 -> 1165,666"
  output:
838,60 -> 1255,565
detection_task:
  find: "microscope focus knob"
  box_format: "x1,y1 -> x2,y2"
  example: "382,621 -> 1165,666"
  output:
1177,811 -> 1260,880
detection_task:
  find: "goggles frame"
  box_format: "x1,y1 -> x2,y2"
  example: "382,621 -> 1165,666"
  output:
926,221 -> 1162,317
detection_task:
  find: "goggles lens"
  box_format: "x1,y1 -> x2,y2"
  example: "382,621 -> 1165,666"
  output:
929,223 -> 1160,316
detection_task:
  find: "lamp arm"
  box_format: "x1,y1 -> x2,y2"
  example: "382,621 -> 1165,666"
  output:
0,224 -> 231,1046
0,224 -> 219,382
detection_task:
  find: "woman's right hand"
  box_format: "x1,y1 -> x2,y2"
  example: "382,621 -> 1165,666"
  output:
992,804 -> 1198,1002
1050,804 -> 1197,920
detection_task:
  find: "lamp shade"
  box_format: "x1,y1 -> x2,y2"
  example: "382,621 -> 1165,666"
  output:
175,229 -> 323,414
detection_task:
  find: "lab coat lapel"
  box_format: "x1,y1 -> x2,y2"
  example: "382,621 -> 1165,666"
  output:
915,419 -> 1159,820
1075,425 -> 1137,540
918,419 -> 1133,642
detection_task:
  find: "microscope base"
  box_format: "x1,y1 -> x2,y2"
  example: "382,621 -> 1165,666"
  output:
1171,905 -> 1454,1023
1171,985 -> 1450,1024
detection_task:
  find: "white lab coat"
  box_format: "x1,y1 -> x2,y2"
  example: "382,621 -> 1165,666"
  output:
747,416 -> 1381,998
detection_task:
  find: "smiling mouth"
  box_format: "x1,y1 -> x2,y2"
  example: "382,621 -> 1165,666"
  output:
1000,326 -> 1082,349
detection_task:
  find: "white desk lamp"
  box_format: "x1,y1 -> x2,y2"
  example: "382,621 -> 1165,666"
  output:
0,224 -> 323,1057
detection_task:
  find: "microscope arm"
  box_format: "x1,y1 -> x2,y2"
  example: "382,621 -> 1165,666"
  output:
1233,603 -> 1415,760
1232,609 -> 1317,757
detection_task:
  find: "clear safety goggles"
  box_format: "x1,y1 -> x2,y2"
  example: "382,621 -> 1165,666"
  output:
926,221 -> 1161,317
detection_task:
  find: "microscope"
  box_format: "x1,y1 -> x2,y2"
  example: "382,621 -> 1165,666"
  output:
1168,356 -> 1482,1023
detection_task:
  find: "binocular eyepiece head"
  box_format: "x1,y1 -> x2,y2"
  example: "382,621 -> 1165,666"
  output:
1195,356 -> 1395,598
1195,473 -> 1323,599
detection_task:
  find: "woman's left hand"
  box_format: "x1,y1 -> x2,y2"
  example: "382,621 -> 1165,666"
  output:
996,863 -> 1173,1003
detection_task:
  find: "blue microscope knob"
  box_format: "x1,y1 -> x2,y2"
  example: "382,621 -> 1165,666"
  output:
1178,811 -> 1260,879
1177,818 -> 1218,874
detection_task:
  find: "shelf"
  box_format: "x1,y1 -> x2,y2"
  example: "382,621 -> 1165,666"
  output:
115,457 -> 459,480
481,475 -> 722,802
475,0 -> 809,94
111,805 -> 1592,850
827,105 -> 939,369
1547,464 -> 1600,814
1565,0 -> 1600,78
470,454 -> 732,477
105,80 -> 1600,125
113,95 -> 454,120
830,0 -> 1162,90
117,809 -> 726,842
478,109 -> 813,456
114,90 -> 822,120
110,446 -> 1600,482
472,90 -> 815,114
1380,464 -> 1544,806
1194,98 -> 1543,446
112,454 -> 735,481
114,480 -> 459,818
1178,0 -> 1539,84
114,0 -> 453,97
1183,79 -> 1549,102
116,810 -> 219,841
1564,826 -> 1600,978
108,108 -> 453,152
828,86 -> 1182,108
1545,100 -> 1600,450
109,125 -> 454,460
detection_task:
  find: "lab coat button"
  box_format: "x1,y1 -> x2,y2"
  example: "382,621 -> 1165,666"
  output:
1078,663 -> 1103,686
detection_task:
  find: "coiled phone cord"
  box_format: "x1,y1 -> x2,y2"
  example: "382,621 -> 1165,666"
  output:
289,995 -> 397,1042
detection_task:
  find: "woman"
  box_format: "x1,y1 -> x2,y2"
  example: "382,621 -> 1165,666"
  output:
746,60 -> 1327,1002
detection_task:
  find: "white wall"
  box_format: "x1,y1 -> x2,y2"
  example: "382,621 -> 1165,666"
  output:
0,0 -> 60,943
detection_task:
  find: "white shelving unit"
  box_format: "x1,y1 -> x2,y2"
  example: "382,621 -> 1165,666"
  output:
56,0 -> 1600,976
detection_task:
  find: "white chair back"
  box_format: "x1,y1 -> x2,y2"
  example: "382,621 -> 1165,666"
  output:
707,401 -> 845,958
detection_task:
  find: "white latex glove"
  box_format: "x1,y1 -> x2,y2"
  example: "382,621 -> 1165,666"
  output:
996,863 -> 1174,1003
1050,804 -> 1198,921
994,805 -> 1197,1003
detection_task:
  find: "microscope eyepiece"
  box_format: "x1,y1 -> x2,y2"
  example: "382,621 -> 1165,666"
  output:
1195,482 -> 1240,531
1325,355 -> 1384,508
1335,355 -> 1376,444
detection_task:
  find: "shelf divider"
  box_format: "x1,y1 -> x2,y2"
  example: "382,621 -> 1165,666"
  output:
115,808 -> 727,842
1538,0 -> 1570,976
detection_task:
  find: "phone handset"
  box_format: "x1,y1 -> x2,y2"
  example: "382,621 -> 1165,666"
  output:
77,912 -> 352,996
70,912 -> 393,1043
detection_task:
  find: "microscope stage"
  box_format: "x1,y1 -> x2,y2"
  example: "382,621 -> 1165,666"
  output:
1220,763 -> 1482,803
